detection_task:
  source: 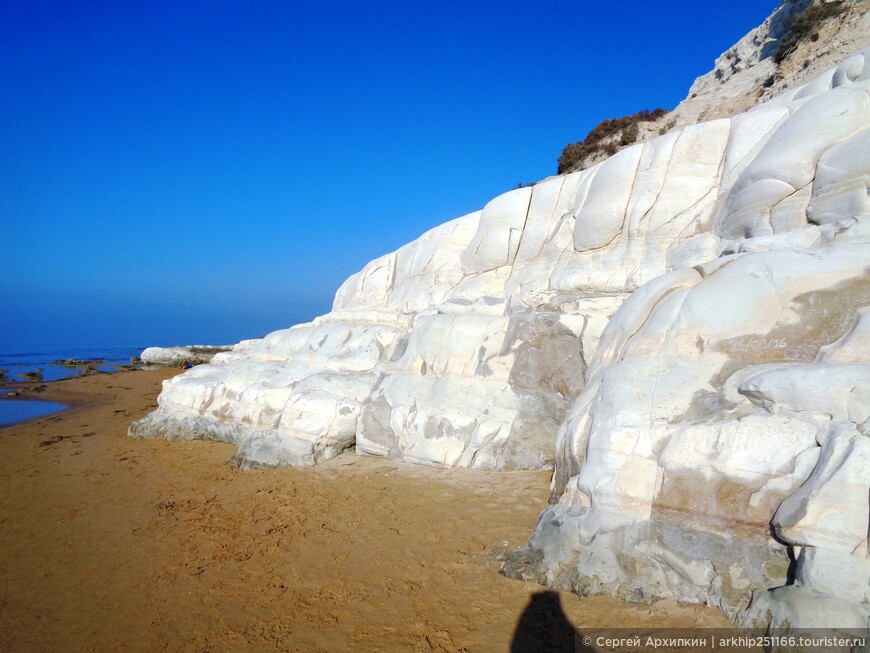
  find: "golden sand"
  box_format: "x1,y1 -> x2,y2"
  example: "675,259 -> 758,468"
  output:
0,369 -> 729,651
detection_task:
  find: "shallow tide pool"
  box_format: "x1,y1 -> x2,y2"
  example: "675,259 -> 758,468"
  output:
0,399 -> 67,427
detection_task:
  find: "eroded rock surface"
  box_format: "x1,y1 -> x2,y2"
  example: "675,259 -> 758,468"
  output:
500,51 -> 870,631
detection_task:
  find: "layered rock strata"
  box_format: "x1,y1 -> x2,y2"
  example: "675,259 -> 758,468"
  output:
502,52 -> 870,630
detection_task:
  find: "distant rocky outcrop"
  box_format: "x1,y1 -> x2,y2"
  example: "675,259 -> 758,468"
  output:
139,344 -> 237,366
130,3 -> 870,632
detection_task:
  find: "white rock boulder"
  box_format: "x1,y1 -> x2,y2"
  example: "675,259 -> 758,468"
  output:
139,344 -> 236,366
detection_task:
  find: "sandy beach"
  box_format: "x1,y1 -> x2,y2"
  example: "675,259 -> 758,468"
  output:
0,369 -> 730,652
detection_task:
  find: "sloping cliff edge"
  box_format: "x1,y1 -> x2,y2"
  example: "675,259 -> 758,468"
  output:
130,10 -> 870,631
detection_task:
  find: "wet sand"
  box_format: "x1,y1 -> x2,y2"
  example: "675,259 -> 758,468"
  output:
0,370 -> 730,651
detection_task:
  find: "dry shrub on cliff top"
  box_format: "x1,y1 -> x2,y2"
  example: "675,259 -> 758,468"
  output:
557,108 -> 667,174
774,0 -> 846,64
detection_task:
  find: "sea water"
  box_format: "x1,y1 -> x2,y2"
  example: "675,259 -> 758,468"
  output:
0,345 -> 145,427
0,399 -> 68,426
0,345 -> 145,383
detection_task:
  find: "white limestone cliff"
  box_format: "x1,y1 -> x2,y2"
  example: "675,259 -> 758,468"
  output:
130,26 -> 870,630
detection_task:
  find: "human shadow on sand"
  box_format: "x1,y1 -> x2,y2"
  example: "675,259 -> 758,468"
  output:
510,590 -> 595,652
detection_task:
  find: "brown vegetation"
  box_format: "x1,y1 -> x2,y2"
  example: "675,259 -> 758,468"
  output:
774,1 -> 846,64
557,108 -> 667,174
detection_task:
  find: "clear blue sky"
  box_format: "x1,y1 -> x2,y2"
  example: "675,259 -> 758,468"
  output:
1,0 -> 778,349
